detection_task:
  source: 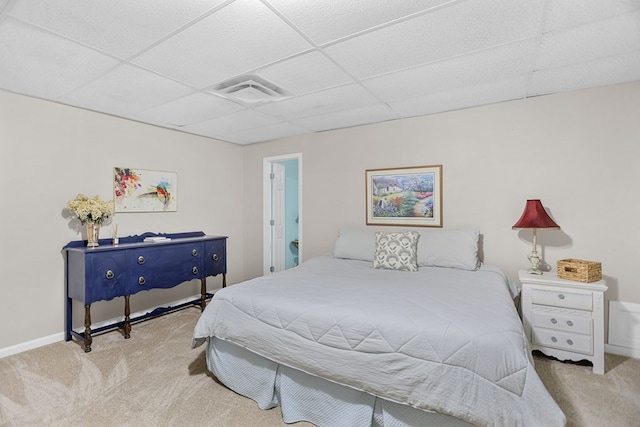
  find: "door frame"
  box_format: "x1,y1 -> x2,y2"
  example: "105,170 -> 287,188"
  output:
263,153 -> 302,275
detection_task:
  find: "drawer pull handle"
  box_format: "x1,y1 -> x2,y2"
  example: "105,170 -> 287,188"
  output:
105,270 -> 114,280
138,256 -> 145,265
550,318 -> 557,324
212,254 -> 219,261
138,276 -> 146,286
551,336 -> 558,343
192,249 -> 198,256
567,339 -> 574,346
567,320 -> 574,327
558,294 -> 565,300
192,266 -> 198,275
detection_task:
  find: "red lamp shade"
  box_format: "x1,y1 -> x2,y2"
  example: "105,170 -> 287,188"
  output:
512,199 -> 560,230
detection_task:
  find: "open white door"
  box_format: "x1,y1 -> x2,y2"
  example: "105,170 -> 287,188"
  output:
263,154 -> 302,276
271,162 -> 286,273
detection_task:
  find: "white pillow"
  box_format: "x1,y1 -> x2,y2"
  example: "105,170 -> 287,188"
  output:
373,231 -> 420,272
332,227 -> 376,261
417,228 -> 480,270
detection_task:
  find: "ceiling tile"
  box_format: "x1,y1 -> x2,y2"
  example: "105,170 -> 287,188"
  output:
254,51 -> 354,96
537,11 -> 640,70
255,84 -> 381,120
544,0 -> 640,32
8,0 -> 224,59
182,108 -> 282,137
130,92 -> 245,127
363,39 -> 537,103
291,103 -> 399,132
530,51 -> 640,96
133,0 -> 313,88
222,122 -> 310,144
0,18 -> 121,100
59,64 -> 193,116
324,0 -> 546,79
388,75 -> 529,118
265,0 -> 455,45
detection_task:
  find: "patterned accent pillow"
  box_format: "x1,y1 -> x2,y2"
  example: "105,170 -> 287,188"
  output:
373,231 -> 420,272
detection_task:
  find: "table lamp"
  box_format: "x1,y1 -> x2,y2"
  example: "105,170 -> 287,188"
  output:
512,199 -> 560,274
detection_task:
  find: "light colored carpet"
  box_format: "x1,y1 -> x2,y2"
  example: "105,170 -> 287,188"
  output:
0,308 -> 638,427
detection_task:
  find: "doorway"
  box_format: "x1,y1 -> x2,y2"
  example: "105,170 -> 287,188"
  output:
263,153 -> 302,275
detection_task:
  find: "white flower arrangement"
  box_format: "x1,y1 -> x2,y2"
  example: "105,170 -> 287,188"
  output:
66,194 -> 114,225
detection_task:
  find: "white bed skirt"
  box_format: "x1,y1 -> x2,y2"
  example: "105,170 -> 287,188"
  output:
207,337 -> 474,427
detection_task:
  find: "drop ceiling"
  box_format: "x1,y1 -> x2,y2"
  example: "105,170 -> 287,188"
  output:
1,0 -> 639,145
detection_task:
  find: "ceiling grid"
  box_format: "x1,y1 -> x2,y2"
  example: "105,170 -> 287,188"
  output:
0,0 -> 638,144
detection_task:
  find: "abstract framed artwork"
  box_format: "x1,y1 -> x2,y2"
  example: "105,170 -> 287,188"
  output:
113,167 -> 177,212
366,165 -> 442,227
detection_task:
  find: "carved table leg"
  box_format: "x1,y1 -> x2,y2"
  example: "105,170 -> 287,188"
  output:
83,304 -> 92,353
123,295 -> 131,339
200,278 -> 207,311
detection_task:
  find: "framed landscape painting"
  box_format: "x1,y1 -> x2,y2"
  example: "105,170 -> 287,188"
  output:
366,165 -> 442,227
114,167 -> 178,212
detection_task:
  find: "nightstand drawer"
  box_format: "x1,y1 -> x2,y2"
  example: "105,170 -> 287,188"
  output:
532,308 -> 592,335
531,289 -> 592,310
532,328 -> 592,355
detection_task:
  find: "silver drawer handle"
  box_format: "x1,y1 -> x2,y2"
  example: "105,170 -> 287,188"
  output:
558,294 -> 565,300
138,256 -> 145,265
212,254 -> 219,261
551,336 -> 558,343
550,318 -> 557,324
567,339 -> 574,346
138,276 -> 146,286
192,266 -> 198,275
567,320 -> 574,327
192,248 -> 198,256
105,270 -> 114,280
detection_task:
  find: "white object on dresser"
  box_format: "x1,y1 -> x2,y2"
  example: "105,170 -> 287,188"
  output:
520,270 -> 608,374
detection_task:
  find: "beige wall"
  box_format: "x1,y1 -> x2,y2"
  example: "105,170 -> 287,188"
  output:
2,80 -> 638,354
243,81 -> 640,313
0,90 -> 244,351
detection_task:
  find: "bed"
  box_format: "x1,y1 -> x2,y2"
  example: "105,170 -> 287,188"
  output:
193,228 -> 565,427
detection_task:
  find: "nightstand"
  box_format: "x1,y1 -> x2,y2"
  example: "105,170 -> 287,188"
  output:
520,270 -> 608,374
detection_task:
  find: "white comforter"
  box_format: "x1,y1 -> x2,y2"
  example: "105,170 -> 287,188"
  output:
193,256 -> 565,427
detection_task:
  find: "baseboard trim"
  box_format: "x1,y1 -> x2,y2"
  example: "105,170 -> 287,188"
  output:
605,343 -> 640,359
0,332 -> 65,359
4,302 -> 636,362
0,294 -> 205,359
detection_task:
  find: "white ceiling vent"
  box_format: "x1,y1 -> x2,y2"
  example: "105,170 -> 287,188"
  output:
211,75 -> 292,105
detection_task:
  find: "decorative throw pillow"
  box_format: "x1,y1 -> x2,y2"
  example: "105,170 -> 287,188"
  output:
373,231 -> 420,272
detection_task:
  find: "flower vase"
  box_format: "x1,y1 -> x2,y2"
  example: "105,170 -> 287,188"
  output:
86,222 -> 100,248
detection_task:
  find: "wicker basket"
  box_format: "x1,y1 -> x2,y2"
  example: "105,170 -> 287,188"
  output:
557,259 -> 602,282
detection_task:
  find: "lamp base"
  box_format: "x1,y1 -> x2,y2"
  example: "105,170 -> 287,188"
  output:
527,251 -> 543,275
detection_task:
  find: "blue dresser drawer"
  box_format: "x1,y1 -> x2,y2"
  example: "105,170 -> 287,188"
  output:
129,242 -> 204,294
205,239 -> 227,277
87,251 -> 129,301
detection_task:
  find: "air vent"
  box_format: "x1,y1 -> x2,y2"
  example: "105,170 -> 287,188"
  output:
211,75 -> 292,105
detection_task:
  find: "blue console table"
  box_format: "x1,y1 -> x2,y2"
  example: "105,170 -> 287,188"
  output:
63,231 -> 227,352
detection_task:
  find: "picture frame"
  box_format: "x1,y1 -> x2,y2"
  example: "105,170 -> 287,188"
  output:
113,167 -> 178,212
366,165 -> 442,227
